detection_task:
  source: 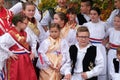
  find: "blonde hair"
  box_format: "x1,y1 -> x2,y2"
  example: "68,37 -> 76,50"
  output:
76,26 -> 90,35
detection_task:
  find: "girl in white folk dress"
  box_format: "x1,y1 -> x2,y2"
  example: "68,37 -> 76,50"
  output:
83,7 -> 108,80
105,14 -> 120,80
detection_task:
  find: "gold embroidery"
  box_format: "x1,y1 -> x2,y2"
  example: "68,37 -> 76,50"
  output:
28,22 -> 40,36
88,62 -> 94,71
9,30 -> 30,50
55,7 -> 67,14
60,24 -> 70,39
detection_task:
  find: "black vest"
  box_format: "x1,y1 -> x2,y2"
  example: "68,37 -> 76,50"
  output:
77,13 -> 87,25
113,58 -> 119,73
69,45 -> 97,80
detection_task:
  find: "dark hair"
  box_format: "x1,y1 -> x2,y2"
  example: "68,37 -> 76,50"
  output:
90,7 -> 101,15
22,1 -> 36,23
115,14 -> 120,18
67,7 -> 77,14
55,12 -> 68,24
12,14 -> 27,26
81,0 -> 93,7
76,26 -> 90,35
49,23 -> 61,31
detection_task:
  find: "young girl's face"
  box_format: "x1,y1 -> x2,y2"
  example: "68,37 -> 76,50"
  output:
50,27 -> 60,39
19,18 -> 28,30
67,13 -> 76,21
114,16 -> 120,30
54,14 -> 64,27
23,5 -> 35,19
90,10 -> 99,22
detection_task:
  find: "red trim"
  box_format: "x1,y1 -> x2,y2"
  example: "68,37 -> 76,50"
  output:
8,27 -> 30,51
89,38 -> 103,41
38,53 -> 44,65
109,43 -> 120,48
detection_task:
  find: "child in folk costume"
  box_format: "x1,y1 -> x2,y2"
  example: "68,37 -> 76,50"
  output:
37,23 -> 71,80
0,14 -> 37,80
109,47 -> 120,80
83,7 -> 107,80
105,14 -> 120,80
10,0 -> 41,21
70,27 -> 104,80
22,2 -> 47,79
23,1 -> 46,45
53,12 -> 77,46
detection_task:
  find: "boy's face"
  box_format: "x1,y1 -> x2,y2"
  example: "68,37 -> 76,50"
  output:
77,32 -> 89,47
80,2 -> 90,14
114,0 -> 120,9
114,16 -> 120,30
57,0 -> 67,7
23,5 -> 35,19
50,27 -> 60,39
19,18 -> 28,30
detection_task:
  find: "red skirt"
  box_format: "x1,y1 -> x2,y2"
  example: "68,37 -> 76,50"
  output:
6,53 -> 37,80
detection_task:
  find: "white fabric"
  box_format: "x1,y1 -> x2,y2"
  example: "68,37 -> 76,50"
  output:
37,38 -> 71,75
63,29 -> 77,46
9,2 -> 41,21
106,9 -> 120,27
40,10 -> 53,26
82,14 -> 90,22
83,21 -> 107,39
105,28 -> 120,45
71,43 -> 104,80
109,58 -> 120,80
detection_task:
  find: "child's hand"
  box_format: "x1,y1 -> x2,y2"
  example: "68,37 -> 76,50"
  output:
30,53 -> 35,61
63,74 -> 71,80
106,43 -> 110,49
10,54 -> 18,60
81,72 -> 88,79
55,64 -> 61,71
49,63 -> 55,70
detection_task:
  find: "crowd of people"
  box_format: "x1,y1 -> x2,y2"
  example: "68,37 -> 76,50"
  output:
0,0 -> 120,80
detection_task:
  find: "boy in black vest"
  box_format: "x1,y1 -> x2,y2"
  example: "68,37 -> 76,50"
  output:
77,0 -> 93,25
109,46 -> 120,80
70,26 -> 104,80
